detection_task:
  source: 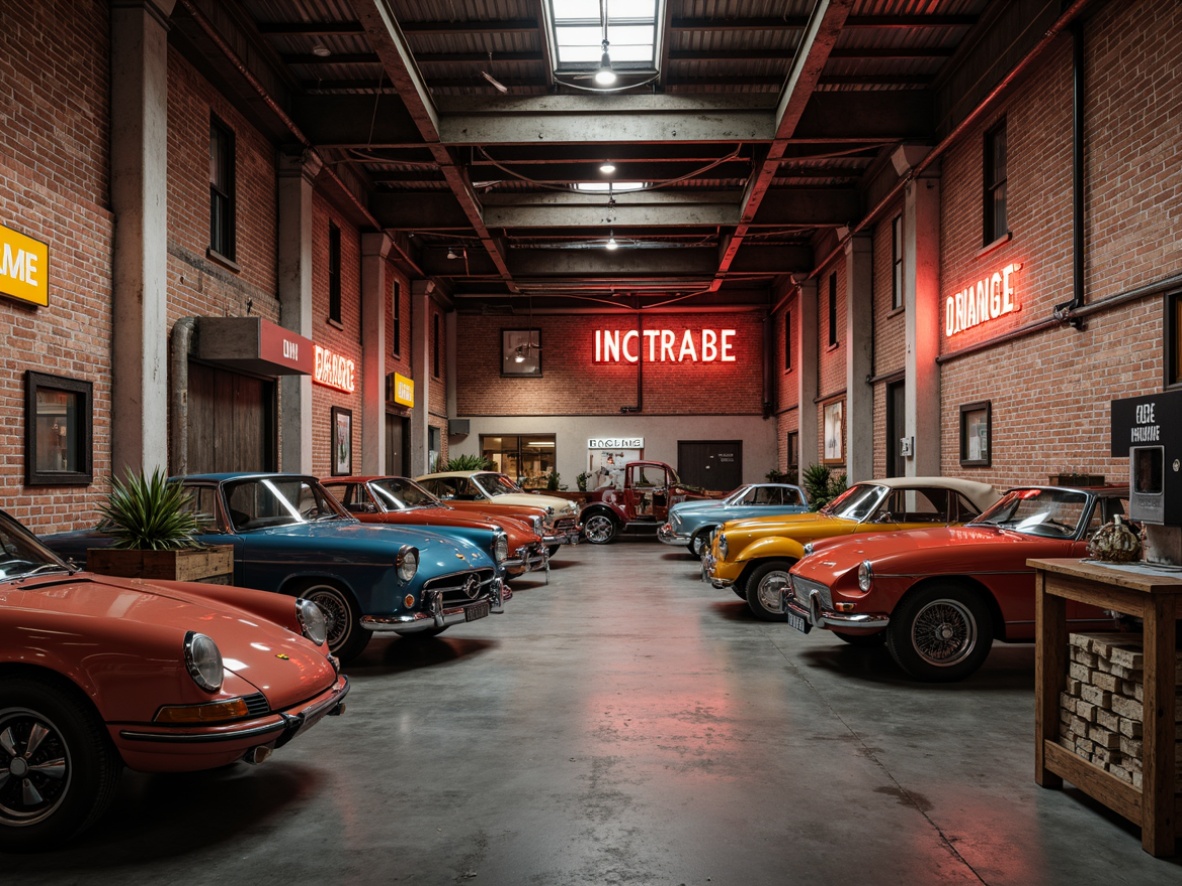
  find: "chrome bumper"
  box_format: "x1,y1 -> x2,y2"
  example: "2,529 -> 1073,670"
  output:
361,578 -> 511,634
542,527 -> 582,546
699,552 -> 732,587
657,522 -> 689,546
783,590 -> 890,631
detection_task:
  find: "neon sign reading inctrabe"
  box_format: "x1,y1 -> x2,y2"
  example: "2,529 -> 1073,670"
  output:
594,329 -> 737,363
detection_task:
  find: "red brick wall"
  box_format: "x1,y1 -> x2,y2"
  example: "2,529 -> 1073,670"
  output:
937,0 -> 1181,488
309,196 -> 363,477
872,206 -> 906,479
455,311 -> 766,416
817,259 -> 846,464
1,1 -> 113,532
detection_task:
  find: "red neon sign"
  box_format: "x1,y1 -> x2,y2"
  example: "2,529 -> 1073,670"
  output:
313,345 -> 356,393
594,329 -> 736,363
945,262 -> 1022,337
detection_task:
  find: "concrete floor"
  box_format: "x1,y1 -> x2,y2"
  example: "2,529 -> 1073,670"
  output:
10,539 -> 1182,884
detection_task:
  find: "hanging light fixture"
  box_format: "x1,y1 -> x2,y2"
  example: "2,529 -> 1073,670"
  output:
594,39 -> 616,87
605,231 -> 619,251
447,246 -> 458,260
600,161 -> 616,174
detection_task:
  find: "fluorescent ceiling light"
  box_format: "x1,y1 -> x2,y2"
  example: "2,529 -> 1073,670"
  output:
575,181 -> 645,193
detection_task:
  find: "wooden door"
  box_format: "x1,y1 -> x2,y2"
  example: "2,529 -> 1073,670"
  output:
186,361 -> 275,473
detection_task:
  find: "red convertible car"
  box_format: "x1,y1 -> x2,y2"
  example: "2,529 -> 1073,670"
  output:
784,485 -> 1127,681
321,475 -> 549,577
0,508 -> 349,849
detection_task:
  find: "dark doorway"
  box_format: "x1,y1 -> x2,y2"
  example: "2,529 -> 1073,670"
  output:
186,361 -> 275,473
886,380 -> 906,478
677,440 -> 742,492
386,414 -> 410,476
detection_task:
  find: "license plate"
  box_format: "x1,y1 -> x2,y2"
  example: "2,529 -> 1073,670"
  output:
465,602 -> 491,622
786,610 -> 811,634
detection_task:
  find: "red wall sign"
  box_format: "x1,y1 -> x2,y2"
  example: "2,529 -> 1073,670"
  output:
594,328 -> 737,363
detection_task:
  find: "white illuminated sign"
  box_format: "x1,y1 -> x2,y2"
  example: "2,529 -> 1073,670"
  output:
588,437 -> 644,448
945,263 -> 1021,337
313,345 -> 356,393
594,329 -> 736,363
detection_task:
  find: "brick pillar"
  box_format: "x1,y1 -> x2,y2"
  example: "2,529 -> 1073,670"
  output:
796,278 -> 819,479
360,233 -> 391,474
410,280 -> 435,475
845,232 -> 874,482
277,149 -> 321,473
109,0 -> 175,479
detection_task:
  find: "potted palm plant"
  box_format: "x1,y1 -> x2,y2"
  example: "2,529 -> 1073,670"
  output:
87,468 -> 234,583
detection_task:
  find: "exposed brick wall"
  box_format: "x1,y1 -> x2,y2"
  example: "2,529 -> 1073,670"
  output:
872,206 -> 906,479
455,311 -> 766,416
816,259 -> 846,466
309,196 -> 363,478
1,1 -> 113,532
429,302 -> 446,419
936,0 -> 1180,488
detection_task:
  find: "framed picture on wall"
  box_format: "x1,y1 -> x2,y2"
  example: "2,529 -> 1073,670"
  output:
823,399 -> 844,464
331,406 -> 352,475
502,329 -> 542,377
959,401 -> 991,467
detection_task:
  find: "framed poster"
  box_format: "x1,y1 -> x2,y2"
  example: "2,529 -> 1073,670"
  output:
331,406 -> 352,475
959,401 -> 991,467
823,399 -> 844,464
502,328 -> 542,376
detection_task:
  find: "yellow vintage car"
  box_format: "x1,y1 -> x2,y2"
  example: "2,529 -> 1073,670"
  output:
703,477 -> 1001,620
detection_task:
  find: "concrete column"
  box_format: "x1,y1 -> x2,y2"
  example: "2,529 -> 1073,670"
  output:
796,279 -> 819,482
409,280 -> 436,474
844,233 -> 874,482
360,233 -> 391,474
276,150 -> 322,473
109,0 -> 175,479
904,172 -> 941,476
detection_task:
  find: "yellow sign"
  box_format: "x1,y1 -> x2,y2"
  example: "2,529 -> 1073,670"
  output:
0,223 -> 49,306
390,372 -> 414,407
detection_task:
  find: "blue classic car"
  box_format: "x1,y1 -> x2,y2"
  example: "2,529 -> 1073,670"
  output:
42,473 -> 510,661
657,482 -> 810,558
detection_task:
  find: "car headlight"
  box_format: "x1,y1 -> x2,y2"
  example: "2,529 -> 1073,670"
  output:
184,631 -> 224,692
295,597 -> 328,646
494,532 -> 509,562
858,560 -> 874,592
397,545 -> 419,582
718,534 -> 728,559
803,542 -> 815,556
530,516 -> 544,535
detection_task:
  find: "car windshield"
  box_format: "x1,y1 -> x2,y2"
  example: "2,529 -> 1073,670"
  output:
477,473 -> 522,497
823,483 -> 888,522
726,485 -> 756,505
222,477 -> 354,532
370,478 -> 442,510
971,487 -> 1091,538
0,511 -> 72,580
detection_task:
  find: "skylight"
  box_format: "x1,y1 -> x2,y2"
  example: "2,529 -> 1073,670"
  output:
546,0 -> 662,83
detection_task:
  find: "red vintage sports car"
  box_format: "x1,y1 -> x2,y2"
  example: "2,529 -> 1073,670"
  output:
321,475 -> 549,576
784,485 -> 1127,681
0,508 -> 349,849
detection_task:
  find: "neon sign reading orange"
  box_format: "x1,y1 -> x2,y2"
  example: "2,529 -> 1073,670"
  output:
594,329 -> 736,363
313,345 -> 356,393
945,262 -> 1021,337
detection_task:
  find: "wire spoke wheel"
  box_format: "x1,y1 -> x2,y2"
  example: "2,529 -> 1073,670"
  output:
910,599 -> 978,667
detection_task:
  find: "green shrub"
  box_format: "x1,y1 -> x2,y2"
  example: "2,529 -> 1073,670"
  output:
802,464 -> 847,511
99,467 -> 200,550
445,453 -> 491,471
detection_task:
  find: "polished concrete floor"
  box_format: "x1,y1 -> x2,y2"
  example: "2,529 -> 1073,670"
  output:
11,540 -> 1182,884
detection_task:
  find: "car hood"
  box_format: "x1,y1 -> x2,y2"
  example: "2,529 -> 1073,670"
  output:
242,522 -> 497,569
487,493 -> 578,515
3,572 -> 337,705
792,524 -> 1080,584
668,499 -> 729,518
719,512 -> 841,540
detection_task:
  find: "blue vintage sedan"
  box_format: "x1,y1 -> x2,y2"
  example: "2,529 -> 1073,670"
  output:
657,482 -> 810,558
42,473 -> 510,661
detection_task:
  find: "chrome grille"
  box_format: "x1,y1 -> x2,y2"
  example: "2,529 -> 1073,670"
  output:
790,576 -> 833,610
423,568 -> 496,605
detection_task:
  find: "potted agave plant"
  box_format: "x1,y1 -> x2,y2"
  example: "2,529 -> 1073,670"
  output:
86,467 -> 234,583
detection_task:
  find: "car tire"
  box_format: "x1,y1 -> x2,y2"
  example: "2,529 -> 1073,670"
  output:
834,631 -> 886,647
744,560 -> 795,621
0,676 -> 122,851
885,584 -> 994,681
583,513 -> 618,544
294,580 -> 369,662
689,527 -> 714,559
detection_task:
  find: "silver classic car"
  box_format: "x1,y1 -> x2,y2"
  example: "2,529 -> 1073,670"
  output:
657,482 -> 810,557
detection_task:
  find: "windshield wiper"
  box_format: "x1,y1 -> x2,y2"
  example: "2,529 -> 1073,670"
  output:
20,563 -> 73,577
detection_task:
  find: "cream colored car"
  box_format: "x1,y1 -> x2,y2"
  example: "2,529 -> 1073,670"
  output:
417,470 -> 581,554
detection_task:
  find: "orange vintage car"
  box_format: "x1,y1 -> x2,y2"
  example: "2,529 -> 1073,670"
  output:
321,475 -> 549,577
0,507 -> 348,849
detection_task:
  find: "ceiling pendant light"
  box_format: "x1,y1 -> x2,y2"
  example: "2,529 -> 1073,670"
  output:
594,39 -> 616,87
605,231 -> 619,251
600,161 -> 616,174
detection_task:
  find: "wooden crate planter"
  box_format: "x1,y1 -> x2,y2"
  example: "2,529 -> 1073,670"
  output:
88,545 -> 234,584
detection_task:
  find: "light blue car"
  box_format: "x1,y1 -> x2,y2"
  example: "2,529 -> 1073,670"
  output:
657,482 -> 810,558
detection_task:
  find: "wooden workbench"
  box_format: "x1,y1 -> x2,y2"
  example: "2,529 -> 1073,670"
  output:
1030,557 -> 1182,856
